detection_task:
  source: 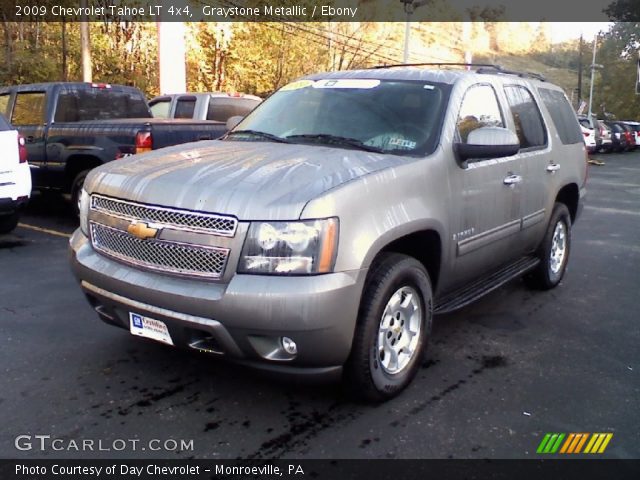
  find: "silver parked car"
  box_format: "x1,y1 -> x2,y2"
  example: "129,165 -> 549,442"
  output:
70,65 -> 587,401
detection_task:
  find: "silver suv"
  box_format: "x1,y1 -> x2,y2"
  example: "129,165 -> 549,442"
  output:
70,65 -> 587,401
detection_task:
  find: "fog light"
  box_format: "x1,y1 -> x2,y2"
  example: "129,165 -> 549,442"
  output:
281,337 -> 297,355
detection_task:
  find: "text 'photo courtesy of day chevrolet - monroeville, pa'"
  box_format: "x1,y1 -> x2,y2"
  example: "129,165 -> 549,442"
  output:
0,1 -> 639,480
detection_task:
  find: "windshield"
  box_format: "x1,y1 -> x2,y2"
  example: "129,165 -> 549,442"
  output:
225,78 -> 448,156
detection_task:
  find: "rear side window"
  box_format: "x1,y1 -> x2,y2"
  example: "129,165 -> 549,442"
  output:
54,87 -> 150,122
504,85 -> 546,149
538,88 -> 582,145
456,84 -> 503,143
149,98 -> 171,118
0,94 -> 9,117
12,92 -> 46,125
175,97 -> 196,119
207,97 -> 260,122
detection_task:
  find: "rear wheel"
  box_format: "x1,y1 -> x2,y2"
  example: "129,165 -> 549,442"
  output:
345,253 -> 433,402
525,203 -> 571,290
0,212 -> 19,234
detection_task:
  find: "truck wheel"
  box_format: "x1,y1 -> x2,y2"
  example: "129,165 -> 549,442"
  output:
345,253 -> 432,402
71,170 -> 89,217
525,203 -> 572,290
0,212 -> 19,234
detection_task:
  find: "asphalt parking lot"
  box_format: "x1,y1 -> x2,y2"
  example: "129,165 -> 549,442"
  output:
1,151 -> 638,460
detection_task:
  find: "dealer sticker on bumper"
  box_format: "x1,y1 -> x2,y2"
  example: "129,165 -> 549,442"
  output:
129,313 -> 174,346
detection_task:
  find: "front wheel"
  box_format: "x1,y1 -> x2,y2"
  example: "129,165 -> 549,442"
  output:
525,203 -> 572,290
345,253 -> 433,402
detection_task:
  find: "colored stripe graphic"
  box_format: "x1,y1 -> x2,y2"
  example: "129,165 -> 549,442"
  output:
537,433 -> 565,454
540,433 -> 614,454
584,433 -> 614,454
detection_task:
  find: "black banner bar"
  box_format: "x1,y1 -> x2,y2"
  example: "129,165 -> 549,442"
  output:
1,0 -> 638,22
2,459 -> 640,480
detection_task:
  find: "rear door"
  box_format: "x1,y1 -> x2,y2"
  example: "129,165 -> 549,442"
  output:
502,84 -> 552,252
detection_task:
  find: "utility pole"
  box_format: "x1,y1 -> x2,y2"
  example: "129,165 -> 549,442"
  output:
587,33 -> 600,119
80,0 -> 92,82
61,20 -> 68,81
400,0 -> 428,63
576,34 -> 583,110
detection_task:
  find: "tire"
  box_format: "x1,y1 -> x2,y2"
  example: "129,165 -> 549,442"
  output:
0,212 -> 19,234
345,253 -> 433,402
70,170 -> 89,217
524,203 -> 572,290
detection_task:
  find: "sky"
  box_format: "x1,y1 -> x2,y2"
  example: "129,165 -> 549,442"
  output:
549,22 -> 613,44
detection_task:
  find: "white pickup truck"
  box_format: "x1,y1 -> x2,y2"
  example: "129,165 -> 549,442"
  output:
148,92 -> 261,122
0,114 -> 31,233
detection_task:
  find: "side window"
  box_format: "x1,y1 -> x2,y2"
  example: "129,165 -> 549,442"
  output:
174,97 -> 196,119
149,98 -> 171,118
504,86 -> 547,149
55,89 -> 79,122
207,98 -> 260,122
0,94 -> 9,117
538,88 -> 583,145
457,84 -> 503,143
12,92 -> 46,126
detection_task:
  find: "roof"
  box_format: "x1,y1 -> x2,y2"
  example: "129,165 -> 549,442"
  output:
304,65 -> 554,88
0,82 -> 143,93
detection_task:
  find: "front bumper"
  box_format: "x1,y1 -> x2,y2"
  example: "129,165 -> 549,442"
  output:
70,230 -> 366,378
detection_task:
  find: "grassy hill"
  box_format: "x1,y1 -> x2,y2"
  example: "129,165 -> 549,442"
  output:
474,53 -> 579,96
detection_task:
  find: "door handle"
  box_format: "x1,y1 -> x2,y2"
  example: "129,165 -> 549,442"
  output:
546,163 -> 561,173
503,174 -> 522,186
26,136 -> 35,143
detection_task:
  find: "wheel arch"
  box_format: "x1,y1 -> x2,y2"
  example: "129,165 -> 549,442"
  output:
555,183 -> 580,223
365,228 -> 443,292
64,155 -> 103,192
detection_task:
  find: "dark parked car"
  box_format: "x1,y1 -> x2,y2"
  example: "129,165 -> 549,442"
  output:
0,82 -> 228,211
603,121 -> 629,152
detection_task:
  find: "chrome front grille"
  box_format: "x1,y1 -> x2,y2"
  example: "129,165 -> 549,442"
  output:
91,194 -> 237,236
90,223 -> 229,279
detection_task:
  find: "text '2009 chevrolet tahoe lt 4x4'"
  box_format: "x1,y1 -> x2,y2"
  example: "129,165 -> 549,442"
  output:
70,65 -> 587,401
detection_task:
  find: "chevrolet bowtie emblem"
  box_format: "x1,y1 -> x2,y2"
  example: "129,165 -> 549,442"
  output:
127,222 -> 158,240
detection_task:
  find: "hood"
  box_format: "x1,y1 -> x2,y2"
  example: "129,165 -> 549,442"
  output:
86,140 -> 407,220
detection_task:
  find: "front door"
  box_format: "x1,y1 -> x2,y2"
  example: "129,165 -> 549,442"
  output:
448,83 -> 524,286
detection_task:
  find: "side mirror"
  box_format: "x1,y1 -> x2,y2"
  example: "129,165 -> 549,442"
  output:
226,115 -> 244,131
454,127 -> 520,166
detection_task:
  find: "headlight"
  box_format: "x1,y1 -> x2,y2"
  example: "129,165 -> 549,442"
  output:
79,189 -> 90,236
238,218 -> 339,275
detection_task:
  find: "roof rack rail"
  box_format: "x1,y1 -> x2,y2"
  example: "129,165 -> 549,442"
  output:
371,62 -> 547,82
476,66 -> 546,82
371,62 -> 502,70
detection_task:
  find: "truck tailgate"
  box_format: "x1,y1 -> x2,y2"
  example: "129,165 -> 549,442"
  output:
149,121 -> 227,149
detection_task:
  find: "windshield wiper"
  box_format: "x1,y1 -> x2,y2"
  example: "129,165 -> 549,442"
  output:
285,134 -> 384,153
225,130 -> 290,143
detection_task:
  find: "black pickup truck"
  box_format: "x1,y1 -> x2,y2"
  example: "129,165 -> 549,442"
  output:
0,82 -> 228,210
